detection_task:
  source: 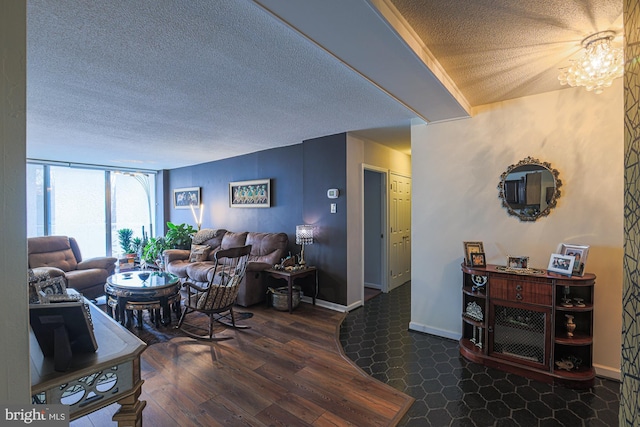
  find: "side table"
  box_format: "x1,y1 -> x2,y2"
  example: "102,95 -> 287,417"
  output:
264,267 -> 318,313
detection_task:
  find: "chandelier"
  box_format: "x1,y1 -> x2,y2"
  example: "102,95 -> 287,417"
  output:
558,31 -> 623,94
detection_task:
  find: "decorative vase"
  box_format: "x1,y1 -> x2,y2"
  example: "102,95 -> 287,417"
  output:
565,314 -> 576,338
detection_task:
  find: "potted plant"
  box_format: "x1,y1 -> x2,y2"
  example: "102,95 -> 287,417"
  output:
140,222 -> 195,269
164,222 -> 196,250
117,228 -> 135,257
142,236 -> 168,266
131,237 -> 145,259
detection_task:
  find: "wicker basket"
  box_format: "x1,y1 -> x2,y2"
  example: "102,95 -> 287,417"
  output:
269,286 -> 301,311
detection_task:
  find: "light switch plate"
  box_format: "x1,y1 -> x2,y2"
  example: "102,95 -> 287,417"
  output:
331,203 -> 336,213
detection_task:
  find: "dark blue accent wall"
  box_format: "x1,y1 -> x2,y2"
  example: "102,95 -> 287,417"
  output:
165,135 -> 348,306
303,134 -> 347,305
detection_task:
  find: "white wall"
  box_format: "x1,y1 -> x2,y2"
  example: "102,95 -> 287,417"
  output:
411,81 -> 623,378
346,134 -> 412,308
0,1 -> 30,401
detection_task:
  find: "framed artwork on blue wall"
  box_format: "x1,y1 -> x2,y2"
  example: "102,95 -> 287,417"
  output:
173,187 -> 200,209
229,179 -> 270,208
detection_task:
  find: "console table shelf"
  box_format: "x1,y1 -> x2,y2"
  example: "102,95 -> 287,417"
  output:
460,264 -> 596,388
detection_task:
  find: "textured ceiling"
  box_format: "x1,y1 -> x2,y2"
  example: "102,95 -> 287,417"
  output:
25,0 -> 623,169
387,0 -> 623,106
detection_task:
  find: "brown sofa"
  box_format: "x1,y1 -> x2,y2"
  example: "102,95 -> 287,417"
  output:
164,229 -> 288,307
27,236 -> 117,299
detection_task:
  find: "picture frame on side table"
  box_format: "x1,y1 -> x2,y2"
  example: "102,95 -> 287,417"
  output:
229,179 -> 271,208
547,253 -> 575,276
463,241 -> 485,266
173,187 -> 201,209
471,253 -> 486,268
507,256 -> 529,269
557,243 -> 589,276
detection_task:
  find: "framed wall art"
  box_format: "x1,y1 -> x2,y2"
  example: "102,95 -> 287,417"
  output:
229,179 -> 271,208
463,241 -> 485,266
173,187 -> 200,209
557,243 -> 589,276
547,253 -> 575,276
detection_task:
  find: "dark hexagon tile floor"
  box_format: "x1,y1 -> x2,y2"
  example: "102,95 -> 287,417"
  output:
339,282 -> 620,427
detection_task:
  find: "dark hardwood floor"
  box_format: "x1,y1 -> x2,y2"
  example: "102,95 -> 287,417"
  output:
71,301 -> 414,426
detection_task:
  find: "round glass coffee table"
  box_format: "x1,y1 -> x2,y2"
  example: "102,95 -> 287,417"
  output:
105,271 -> 181,329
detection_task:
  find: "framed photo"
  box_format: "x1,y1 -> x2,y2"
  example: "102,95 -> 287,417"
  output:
30,300 -> 98,370
463,241 -> 485,266
229,179 -> 271,208
557,243 -> 589,276
507,256 -> 529,269
547,253 -> 575,276
35,277 -> 67,303
173,187 -> 200,209
470,252 -> 486,268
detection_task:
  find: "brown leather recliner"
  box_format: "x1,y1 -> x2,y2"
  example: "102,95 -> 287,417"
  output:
27,236 -> 117,299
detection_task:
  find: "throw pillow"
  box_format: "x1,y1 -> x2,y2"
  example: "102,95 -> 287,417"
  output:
189,244 -> 211,262
192,228 -> 218,245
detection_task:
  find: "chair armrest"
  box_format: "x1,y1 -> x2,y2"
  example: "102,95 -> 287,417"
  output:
164,249 -> 190,263
184,281 -> 208,293
77,257 -> 117,270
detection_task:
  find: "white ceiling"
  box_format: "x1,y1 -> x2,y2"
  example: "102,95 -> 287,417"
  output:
25,0 -> 623,170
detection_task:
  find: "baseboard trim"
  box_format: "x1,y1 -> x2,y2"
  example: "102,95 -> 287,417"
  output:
301,296 -> 355,313
408,321 -> 461,341
593,364 -> 621,381
364,282 -> 382,290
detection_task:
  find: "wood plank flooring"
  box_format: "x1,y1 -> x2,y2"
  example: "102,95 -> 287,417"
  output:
71,301 -> 414,426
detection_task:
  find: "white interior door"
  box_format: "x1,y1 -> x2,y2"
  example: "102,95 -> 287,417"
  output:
389,173 -> 411,290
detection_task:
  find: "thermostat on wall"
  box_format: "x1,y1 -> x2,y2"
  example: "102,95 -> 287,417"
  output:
327,189 -> 339,199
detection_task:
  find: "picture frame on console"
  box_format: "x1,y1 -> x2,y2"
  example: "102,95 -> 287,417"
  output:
229,179 -> 271,208
173,187 -> 201,209
547,253 -> 575,276
557,243 -> 589,276
507,256 -> 529,269
463,241 -> 484,266
471,253 -> 486,268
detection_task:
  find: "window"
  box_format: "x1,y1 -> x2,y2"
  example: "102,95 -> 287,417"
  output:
27,162 -> 156,258
111,172 -> 155,256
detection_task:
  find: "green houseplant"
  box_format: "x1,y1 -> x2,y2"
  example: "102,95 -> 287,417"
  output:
117,228 -> 134,255
164,222 -> 196,250
142,236 -> 168,265
131,237 -> 145,259
141,222 -> 195,266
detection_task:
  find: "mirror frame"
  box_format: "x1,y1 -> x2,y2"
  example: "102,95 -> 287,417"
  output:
498,156 -> 562,222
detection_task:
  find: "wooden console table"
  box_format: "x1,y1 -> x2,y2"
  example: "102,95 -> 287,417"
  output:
460,264 -> 596,388
31,299 -> 147,426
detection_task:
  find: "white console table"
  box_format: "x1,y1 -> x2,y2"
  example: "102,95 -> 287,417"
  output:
31,298 -> 147,426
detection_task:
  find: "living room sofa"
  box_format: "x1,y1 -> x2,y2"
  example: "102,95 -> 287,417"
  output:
27,235 -> 117,299
164,228 -> 288,307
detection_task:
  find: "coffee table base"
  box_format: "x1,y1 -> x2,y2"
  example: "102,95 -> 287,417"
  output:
108,293 -> 181,329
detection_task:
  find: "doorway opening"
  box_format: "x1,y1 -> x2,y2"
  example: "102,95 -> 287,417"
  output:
363,167 -> 388,299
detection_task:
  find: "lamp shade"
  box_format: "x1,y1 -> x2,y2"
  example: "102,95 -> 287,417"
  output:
296,225 -> 314,245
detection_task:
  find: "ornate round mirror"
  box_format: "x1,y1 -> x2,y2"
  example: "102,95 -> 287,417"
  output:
498,157 -> 562,221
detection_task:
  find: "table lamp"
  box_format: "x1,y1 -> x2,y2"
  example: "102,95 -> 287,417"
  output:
296,225 -> 314,266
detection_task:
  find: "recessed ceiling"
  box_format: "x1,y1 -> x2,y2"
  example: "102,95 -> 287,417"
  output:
25,0 -> 623,169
